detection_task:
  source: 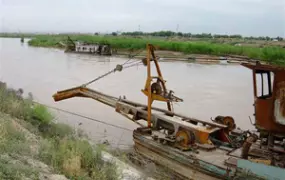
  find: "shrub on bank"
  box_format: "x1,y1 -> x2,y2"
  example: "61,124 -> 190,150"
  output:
0,82 -> 120,180
0,82 -> 52,124
0,114 -> 40,179
39,139 -> 119,180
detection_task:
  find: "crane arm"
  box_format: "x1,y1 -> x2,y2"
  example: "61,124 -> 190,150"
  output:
53,86 -> 118,108
52,86 -> 227,129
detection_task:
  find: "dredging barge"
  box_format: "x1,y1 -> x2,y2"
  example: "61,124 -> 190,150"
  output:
63,36 -> 112,55
53,44 -> 285,179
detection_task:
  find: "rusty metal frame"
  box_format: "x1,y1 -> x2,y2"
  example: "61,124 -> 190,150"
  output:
142,44 -> 174,127
242,62 -> 285,135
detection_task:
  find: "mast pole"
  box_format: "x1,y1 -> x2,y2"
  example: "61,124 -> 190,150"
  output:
147,44 -> 152,128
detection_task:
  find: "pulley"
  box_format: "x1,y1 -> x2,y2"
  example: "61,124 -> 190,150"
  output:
142,57 -> 159,66
151,82 -> 162,95
175,129 -> 195,147
115,64 -> 123,72
142,58 -> 147,66
213,116 -> 236,131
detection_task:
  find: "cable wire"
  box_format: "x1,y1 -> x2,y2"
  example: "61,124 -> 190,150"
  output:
123,59 -> 142,66
43,52 -> 145,132
81,50 -> 145,87
123,62 -> 144,70
82,69 -> 116,87
122,49 -> 144,65
33,101 -> 134,132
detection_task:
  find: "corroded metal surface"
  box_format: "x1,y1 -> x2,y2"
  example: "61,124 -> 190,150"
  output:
133,129 -> 234,180
53,86 -> 233,146
64,36 -> 112,55
52,44 -> 285,180
238,62 -> 285,169
237,159 -> 285,180
52,71 -> 285,179
242,62 -> 285,134
53,86 -> 118,107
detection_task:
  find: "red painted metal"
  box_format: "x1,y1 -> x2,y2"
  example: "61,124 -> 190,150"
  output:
242,63 -> 285,135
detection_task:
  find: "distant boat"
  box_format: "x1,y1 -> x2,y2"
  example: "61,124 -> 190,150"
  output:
64,36 -> 112,56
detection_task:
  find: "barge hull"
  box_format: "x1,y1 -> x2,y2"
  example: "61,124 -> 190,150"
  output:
134,141 -> 219,180
133,130 -> 234,180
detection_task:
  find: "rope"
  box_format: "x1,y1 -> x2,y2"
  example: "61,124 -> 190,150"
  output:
33,101 -> 134,132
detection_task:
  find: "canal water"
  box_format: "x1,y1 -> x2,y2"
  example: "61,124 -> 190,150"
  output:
0,38 -> 255,149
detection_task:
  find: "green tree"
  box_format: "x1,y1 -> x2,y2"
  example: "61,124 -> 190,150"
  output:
177,32 -> 183,37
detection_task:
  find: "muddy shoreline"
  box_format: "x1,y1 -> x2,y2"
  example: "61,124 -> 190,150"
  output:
63,49 -> 261,65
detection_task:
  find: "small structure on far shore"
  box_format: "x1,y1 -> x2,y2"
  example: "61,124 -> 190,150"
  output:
64,36 -> 112,56
74,42 -> 112,55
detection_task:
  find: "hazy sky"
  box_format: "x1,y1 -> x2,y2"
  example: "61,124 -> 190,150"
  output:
0,0 -> 284,37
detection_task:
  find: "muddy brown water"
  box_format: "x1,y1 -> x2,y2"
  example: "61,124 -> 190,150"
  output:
0,38 -> 255,149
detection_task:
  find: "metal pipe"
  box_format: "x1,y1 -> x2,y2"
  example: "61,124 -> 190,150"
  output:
150,45 -> 172,112
253,70 -> 257,97
147,44 -> 152,128
267,72 -> 272,95
261,73 -> 264,96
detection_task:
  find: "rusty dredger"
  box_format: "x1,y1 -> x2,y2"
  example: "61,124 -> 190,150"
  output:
63,36 -> 112,55
53,44 -> 285,180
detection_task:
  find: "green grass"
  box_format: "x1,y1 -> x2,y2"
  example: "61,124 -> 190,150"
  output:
28,34 -> 285,65
39,139 -> 119,180
31,104 -> 54,124
0,157 -> 39,180
0,120 -> 31,156
0,82 -> 120,180
0,117 -> 39,180
0,33 -> 36,38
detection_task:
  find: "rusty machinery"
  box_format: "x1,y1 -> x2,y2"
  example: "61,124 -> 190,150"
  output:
141,45 -> 247,150
51,45 -> 285,177
141,44 -> 183,127
242,63 -> 285,136
53,44 -> 247,152
240,62 -> 285,167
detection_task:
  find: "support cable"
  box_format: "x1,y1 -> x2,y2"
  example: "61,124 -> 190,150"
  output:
82,50 -> 145,87
33,101 -> 134,132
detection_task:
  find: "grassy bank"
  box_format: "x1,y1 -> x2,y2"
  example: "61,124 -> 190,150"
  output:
28,34 -> 285,65
0,82 -> 119,180
0,33 -> 37,38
